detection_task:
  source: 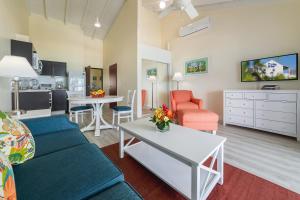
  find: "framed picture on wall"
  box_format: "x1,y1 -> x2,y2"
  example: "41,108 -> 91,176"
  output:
147,68 -> 157,77
185,57 -> 208,75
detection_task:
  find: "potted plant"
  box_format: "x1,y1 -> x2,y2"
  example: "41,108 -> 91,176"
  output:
150,104 -> 173,132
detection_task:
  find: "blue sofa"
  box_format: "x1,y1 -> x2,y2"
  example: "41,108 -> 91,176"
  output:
13,115 -> 142,200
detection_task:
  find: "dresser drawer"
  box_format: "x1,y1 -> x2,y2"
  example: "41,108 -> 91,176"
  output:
226,107 -> 253,117
225,92 -> 243,99
255,101 -> 296,113
226,115 -> 254,127
245,93 -> 267,100
255,119 -> 296,137
226,99 -> 253,109
255,110 -> 296,123
268,93 -> 297,102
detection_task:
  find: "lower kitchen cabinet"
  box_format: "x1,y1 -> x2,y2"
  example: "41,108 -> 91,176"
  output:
51,89 -> 67,112
12,91 -> 51,111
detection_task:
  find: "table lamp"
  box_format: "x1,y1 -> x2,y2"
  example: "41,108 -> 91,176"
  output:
147,75 -> 156,110
172,72 -> 183,90
0,56 -> 38,115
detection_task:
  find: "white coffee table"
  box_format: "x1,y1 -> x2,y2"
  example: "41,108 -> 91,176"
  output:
119,118 -> 226,200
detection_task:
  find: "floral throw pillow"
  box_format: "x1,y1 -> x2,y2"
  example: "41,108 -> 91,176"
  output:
0,111 -> 35,164
0,152 -> 17,200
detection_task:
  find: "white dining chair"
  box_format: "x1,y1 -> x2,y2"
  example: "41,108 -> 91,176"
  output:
67,91 -> 94,124
112,90 -> 136,129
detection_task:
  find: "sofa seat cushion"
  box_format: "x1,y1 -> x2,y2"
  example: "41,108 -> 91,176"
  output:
176,102 -> 199,111
13,144 -> 124,200
88,182 -> 142,200
33,128 -> 88,158
21,115 -> 78,137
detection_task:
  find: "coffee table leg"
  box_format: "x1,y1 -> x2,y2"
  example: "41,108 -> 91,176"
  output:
119,128 -> 124,158
217,143 -> 224,185
191,164 -> 200,200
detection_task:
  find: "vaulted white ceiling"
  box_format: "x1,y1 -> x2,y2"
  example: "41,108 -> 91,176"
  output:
27,0 -> 125,39
142,0 -> 234,12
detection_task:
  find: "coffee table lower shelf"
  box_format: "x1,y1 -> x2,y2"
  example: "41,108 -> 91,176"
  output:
124,141 -> 220,200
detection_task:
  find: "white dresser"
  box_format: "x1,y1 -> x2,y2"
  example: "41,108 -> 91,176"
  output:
223,90 -> 300,141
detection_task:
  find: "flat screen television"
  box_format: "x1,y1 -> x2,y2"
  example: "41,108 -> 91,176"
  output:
241,53 -> 298,82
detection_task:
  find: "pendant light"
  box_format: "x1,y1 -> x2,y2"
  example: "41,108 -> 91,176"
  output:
94,17 -> 101,28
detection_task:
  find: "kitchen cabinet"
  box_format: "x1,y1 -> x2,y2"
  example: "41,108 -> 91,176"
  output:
51,89 -> 67,112
41,60 -> 53,76
11,40 -> 33,65
41,60 -> 67,76
12,91 -> 51,111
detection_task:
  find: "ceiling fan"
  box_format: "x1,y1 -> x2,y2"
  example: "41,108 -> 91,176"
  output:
159,0 -> 199,19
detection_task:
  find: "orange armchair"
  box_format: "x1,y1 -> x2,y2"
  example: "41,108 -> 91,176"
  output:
170,90 -> 203,113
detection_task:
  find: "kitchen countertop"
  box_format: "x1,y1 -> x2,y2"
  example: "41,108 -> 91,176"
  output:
18,89 -> 51,93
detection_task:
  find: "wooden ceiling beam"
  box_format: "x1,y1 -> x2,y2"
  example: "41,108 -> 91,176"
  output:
80,0 -> 89,28
43,0 -> 48,19
64,0 -> 69,24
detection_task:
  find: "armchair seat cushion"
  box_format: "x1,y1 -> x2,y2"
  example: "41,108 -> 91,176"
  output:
176,102 -> 199,111
13,143 -> 124,200
70,105 -> 93,112
33,128 -> 88,158
112,106 -> 131,112
88,182 -> 142,200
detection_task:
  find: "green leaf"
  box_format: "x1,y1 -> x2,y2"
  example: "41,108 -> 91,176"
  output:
0,112 -> 6,119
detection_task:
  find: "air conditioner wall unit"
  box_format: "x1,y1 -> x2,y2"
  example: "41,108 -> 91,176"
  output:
179,17 -> 210,37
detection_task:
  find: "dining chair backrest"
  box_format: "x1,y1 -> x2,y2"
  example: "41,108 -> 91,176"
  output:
127,90 -> 136,109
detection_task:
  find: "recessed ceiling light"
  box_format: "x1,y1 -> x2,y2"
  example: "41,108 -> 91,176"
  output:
159,0 -> 166,9
94,17 -> 101,28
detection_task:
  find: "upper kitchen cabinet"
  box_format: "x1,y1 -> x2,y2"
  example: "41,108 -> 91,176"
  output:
11,40 -> 33,65
53,62 -> 67,76
41,60 -> 53,76
41,60 -> 67,76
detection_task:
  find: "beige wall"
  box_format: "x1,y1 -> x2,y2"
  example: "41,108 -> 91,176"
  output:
103,0 -> 138,107
29,14 -> 103,76
0,0 -> 29,111
161,0 -> 300,120
139,5 -> 162,48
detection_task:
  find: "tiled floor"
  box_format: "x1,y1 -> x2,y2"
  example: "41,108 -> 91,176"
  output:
76,107 -> 300,194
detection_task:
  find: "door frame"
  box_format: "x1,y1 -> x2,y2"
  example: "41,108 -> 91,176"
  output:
109,63 -> 117,108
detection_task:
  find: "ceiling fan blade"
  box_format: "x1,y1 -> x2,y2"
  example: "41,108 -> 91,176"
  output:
184,2 -> 199,19
159,5 -> 176,18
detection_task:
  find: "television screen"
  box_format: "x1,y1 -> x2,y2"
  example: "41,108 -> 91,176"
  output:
241,53 -> 298,82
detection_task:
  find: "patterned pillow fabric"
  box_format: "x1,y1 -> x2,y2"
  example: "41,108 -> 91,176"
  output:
0,111 -> 35,164
0,152 -> 17,200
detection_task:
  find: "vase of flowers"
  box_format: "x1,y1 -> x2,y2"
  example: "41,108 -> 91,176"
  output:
150,104 -> 173,132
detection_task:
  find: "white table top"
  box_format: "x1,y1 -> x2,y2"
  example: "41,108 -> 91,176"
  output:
68,95 -> 124,104
119,118 -> 227,166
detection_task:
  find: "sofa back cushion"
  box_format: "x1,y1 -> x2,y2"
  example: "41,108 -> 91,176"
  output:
0,112 -> 35,164
0,152 -> 17,200
171,90 -> 193,103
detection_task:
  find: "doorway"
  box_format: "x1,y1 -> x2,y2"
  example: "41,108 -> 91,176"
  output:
109,64 -> 117,108
85,66 -> 103,96
141,59 -> 170,116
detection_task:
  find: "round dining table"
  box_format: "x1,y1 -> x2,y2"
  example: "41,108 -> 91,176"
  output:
68,95 -> 124,136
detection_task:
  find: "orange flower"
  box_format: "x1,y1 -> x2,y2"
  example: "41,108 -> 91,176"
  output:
167,110 -> 173,119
